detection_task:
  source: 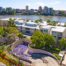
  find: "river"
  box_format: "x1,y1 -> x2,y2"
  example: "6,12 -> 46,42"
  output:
0,15 -> 66,23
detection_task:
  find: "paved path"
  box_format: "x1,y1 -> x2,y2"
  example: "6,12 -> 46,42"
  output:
30,56 -> 59,66
62,54 -> 66,65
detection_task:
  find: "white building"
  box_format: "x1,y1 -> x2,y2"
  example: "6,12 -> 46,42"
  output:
40,25 -> 53,34
51,26 -> 66,41
57,22 -> 65,26
15,20 -> 40,35
39,21 -> 48,26
15,20 -> 25,32
15,20 -> 66,41
22,21 -> 40,35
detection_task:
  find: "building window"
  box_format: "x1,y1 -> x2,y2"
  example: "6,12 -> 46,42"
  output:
58,33 -> 62,37
25,28 -> 30,30
15,22 -> 23,25
53,36 -> 56,38
43,29 -> 48,32
58,37 -> 62,40
25,23 -> 37,27
40,29 -> 43,32
52,31 -> 56,35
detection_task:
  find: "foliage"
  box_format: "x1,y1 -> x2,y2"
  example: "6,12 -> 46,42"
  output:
47,19 -> 58,26
0,27 -> 7,37
59,38 -> 66,50
17,33 -> 23,39
0,27 -> 4,36
44,34 -> 55,49
35,19 -> 42,23
0,7 -> 16,15
0,46 -> 5,53
64,23 -> 66,27
7,27 -> 19,35
31,30 -> 45,49
0,51 -> 19,66
0,57 -> 11,66
8,18 -> 15,27
31,30 -> 55,49
59,11 -> 66,16
20,63 -> 24,66
0,26 -> 23,45
53,53 -> 61,60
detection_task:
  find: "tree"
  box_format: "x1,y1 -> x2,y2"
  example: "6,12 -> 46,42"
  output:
7,27 -> 20,36
59,38 -> 66,50
59,11 -> 66,16
47,19 -> 51,23
35,19 -> 42,23
8,18 -> 15,27
43,34 -> 55,50
12,9 -> 16,15
0,27 -> 7,37
31,31 -> 55,50
47,19 -> 57,26
6,27 -> 23,40
31,30 -> 45,49
0,27 -> 4,37
17,33 -> 23,39
0,46 -> 4,54
64,23 -> 66,27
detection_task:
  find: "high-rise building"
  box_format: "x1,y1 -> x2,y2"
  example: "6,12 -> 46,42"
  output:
29,9 -> 34,15
38,6 -> 42,13
43,6 -> 48,15
48,8 -> 54,15
38,6 -> 42,12
0,7 -> 3,12
26,5 -> 29,11
25,5 -> 29,14
42,6 -> 54,15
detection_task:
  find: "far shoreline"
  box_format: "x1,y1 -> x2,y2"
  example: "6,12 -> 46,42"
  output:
0,15 -> 66,17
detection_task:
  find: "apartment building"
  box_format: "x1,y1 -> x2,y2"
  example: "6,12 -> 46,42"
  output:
40,25 -> 53,34
15,20 -> 25,32
22,21 -> 39,35
51,26 -> 66,41
14,20 -> 66,41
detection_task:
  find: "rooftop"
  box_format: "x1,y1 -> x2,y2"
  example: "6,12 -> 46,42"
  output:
39,21 -> 48,26
40,25 -> 54,29
15,20 -> 24,23
51,26 -> 66,32
22,21 -> 39,29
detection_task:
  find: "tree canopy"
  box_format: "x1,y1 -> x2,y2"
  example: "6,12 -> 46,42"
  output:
31,30 -> 55,49
43,34 -> 55,49
59,38 -> 66,50
47,19 -> 58,26
8,18 -> 15,27
31,30 -> 45,48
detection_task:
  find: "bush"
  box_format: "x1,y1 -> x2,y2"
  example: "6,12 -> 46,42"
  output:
0,50 -> 3,54
31,30 -> 45,49
31,31 -> 56,50
53,53 -> 61,60
59,38 -> 66,50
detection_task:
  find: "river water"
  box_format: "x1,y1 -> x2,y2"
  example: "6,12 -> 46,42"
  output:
0,15 -> 66,23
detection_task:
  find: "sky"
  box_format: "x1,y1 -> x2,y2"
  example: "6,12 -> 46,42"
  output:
0,0 -> 66,10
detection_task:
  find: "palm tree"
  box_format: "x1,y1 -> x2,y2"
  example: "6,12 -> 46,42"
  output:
8,18 -> 15,27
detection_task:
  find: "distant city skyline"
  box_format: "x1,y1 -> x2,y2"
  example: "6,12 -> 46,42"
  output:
0,0 -> 66,10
